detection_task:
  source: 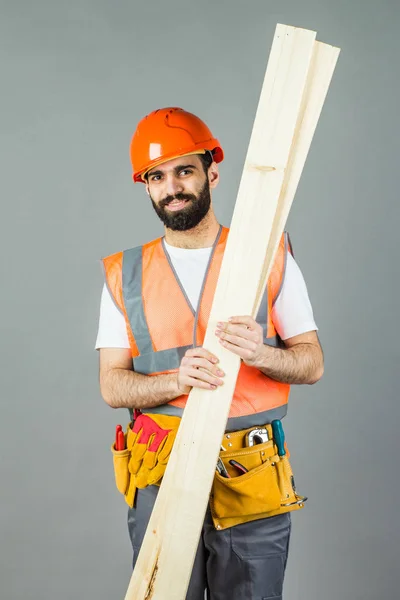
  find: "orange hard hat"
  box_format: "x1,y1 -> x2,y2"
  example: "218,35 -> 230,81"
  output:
130,107 -> 224,182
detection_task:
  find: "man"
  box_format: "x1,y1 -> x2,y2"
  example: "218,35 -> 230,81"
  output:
96,107 -> 324,599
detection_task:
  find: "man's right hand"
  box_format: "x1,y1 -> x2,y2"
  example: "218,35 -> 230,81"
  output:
177,347 -> 225,394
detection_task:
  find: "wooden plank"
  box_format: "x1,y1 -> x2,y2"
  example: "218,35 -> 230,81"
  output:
124,25 -> 339,600
253,40 -> 341,314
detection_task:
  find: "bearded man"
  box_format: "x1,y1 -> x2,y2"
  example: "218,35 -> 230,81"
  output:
95,107 -> 324,599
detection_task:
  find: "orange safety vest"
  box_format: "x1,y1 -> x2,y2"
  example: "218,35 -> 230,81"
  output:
103,226 -> 293,430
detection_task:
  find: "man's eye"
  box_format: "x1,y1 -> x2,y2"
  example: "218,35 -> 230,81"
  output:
180,169 -> 192,176
151,175 -> 161,181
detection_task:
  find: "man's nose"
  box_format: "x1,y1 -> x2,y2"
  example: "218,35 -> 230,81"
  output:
164,174 -> 184,196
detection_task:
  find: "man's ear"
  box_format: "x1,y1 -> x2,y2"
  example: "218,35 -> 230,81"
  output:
145,183 -> 150,196
208,162 -> 220,190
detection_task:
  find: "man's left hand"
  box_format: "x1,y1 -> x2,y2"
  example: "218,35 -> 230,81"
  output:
215,316 -> 264,367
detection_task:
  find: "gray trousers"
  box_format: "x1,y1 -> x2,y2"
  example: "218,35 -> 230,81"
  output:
127,485 -> 292,600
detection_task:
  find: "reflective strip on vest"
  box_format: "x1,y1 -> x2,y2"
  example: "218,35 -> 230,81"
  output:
256,288 -> 285,346
122,246 -> 153,355
141,403 -> 288,432
133,345 -> 191,374
255,231 -> 289,345
256,279 -> 269,340
133,335 -> 283,374
273,231 -> 289,307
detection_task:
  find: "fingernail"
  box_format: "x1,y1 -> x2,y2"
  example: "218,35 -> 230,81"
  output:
217,370 -> 225,376
216,322 -> 223,328
212,357 -> 219,363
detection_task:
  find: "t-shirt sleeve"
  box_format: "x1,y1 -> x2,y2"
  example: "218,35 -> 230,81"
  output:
271,253 -> 318,341
95,283 -> 130,350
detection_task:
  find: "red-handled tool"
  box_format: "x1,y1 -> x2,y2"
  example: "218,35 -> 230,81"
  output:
115,425 -> 125,451
229,459 -> 248,475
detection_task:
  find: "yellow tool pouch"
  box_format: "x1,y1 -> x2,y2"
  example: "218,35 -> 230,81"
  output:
110,413 -> 181,508
210,424 -> 307,530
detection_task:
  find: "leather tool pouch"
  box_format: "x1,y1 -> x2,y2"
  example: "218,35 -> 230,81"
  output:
210,424 -> 307,530
110,414 -> 181,509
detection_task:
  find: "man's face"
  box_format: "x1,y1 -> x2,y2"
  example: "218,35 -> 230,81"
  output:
145,154 -> 214,231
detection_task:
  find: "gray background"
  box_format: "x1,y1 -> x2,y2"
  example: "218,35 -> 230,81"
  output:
1,0 -> 399,598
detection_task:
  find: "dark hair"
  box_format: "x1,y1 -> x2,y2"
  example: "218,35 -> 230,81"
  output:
199,150 -> 214,174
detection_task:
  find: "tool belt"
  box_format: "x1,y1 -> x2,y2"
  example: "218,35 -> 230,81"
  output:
111,414 -> 306,530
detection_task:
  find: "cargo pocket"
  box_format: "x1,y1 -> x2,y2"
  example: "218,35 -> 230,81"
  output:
251,555 -> 285,599
111,443 -> 131,495
231,512 -> 291,599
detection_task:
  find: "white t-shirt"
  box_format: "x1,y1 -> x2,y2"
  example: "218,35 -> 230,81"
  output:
95,242 -> 318,349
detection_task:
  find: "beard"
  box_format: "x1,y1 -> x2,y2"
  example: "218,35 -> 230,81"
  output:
150,178 -> 211,231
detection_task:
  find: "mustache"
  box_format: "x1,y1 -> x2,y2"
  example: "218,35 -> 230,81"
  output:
160,193 -> 196,208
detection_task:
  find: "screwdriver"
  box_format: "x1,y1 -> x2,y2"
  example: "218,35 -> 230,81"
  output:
271,420 -> 285,456
272,419 -> 297,497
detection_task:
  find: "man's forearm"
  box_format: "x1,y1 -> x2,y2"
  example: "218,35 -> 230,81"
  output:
253,342 -> 324,385
100,368 -> 182,409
